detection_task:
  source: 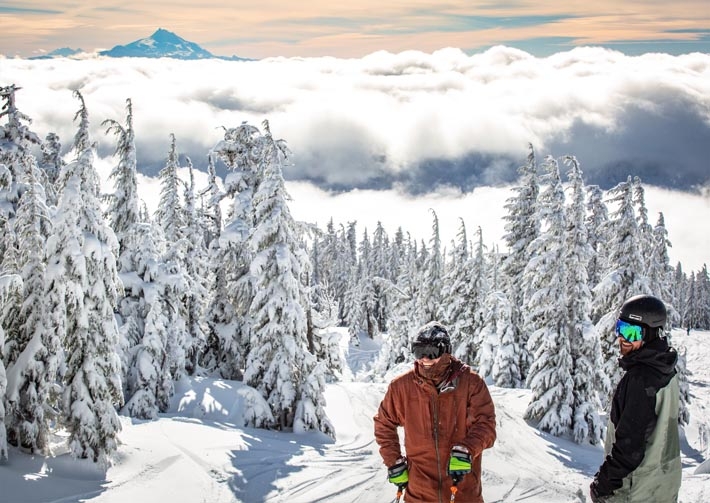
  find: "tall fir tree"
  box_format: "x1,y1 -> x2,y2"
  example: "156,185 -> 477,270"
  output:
4,169 -> 60,454
155,134 -> 184,242
0,321 -> 6,461
501,143 -> 539,383
102,98 -> 140,258
374,231 -> 417,374
51,137 -> 124,465
415,209 -> 443,324
181,161 -> 208,374
0,84 -> 40,182
592,176 -> 651,399
38,132 -> 63,207
445,221 -> 484,364
202,123 -> 262,378
648,213 -> 676,322
563,156 -> 603,444
244,121 -> 332,436
0,85 -> 41,275
522,156 -> 574,437
585,185 -> 609,297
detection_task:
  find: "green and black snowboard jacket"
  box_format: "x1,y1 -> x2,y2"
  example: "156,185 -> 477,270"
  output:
593,337 -> 682,502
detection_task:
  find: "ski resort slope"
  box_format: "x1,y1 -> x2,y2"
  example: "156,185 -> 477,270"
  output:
0,328 -> 708,503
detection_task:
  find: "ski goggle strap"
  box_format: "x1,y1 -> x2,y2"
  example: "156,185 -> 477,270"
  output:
616,319 -> 643,343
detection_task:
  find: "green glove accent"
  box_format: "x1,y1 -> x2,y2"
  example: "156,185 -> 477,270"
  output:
388,458 -> 409,486
448,445 -> 472,477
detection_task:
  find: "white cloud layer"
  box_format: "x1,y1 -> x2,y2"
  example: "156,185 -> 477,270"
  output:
1,47 -> 709,270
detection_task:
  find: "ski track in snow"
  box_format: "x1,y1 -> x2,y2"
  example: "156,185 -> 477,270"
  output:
268,382 -> 390,503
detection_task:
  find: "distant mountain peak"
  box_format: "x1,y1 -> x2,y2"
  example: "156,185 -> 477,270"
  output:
22,29 -> 249,61
99,29 -> 221,60
29,47 -> 83,60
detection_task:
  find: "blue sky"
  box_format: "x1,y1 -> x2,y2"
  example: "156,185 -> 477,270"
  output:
2,1 -> 710,58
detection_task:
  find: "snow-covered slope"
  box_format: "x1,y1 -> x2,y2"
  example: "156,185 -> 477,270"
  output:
1,329 -> 708,502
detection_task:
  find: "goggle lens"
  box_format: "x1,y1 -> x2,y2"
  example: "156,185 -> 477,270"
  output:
412,344 -> 443,360
616,319 -> 643,343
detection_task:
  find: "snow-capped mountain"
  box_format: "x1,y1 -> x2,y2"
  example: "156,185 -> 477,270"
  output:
98,28 -> 247,60
29,47 -> 84,60
21,29 -> 248,60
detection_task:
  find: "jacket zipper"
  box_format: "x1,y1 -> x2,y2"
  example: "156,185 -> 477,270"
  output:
433,393 -> 442,503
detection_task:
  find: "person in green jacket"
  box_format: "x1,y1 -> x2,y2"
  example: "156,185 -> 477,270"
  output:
590,295 -> 682,502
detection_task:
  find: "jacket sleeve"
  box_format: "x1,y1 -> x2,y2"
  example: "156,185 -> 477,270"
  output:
461,373 -> 496,458
594,373 -> 658,496
373,379 -> 405,467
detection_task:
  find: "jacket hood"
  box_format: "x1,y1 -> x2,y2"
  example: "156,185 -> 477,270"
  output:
620,337 -> 678,377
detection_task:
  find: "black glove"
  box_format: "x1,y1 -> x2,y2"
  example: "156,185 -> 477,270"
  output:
388,457 -> 408,487
589,480 -> 611,503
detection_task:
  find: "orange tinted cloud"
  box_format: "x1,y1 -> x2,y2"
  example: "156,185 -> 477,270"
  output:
1,1 -> 709,57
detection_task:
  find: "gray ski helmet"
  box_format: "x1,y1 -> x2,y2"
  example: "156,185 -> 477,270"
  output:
413,321 -> 452,355
619,295 -> 667,339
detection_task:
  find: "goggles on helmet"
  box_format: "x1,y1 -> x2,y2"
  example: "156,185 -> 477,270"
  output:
616,319 -> 643,343
412,342 -> 446,360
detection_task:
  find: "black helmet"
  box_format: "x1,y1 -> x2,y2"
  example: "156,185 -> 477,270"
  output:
619,295 -> 667,328
412,321 -> 451,358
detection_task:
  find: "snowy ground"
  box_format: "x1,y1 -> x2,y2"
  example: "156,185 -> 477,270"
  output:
1,328 -> 708,503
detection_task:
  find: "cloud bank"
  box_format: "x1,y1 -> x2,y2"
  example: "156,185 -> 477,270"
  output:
2,46 -> 710,195
1,47 -> 709,270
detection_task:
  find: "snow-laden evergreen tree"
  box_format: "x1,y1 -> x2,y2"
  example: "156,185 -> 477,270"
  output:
373,231 -> 417,375
155,134 -> 184,241
349,228 -> 377,338
500,143 -> 539,382
585,185 -> 608,296
334,223 -> 355,326
51,138 -> 123,465
522,156 -> 574,437
4,169 -> 60,454
0,85 -> 40,181
181,161 -> 208,374
70,90 -> 91,155
672,263 -> 688,329
116,136 -> 196,414
563,156 -> 603,444
0,320 -> 6,461
691,264 -> 710,329
685,272 -> 697,329
200,153 -> 223,249
487,291 -> 519,387
342,222 -> 364,345
102,98 -> 140,258
415,209 -> 443,323
244,121 -> 332,436
479,245 -> 520,387
592,176 -> 651,398
202,123 -> 262,378
445,221 -> 484,363
38,132 -> 63,207
120,221 -> 186,419
456,227 -> 490,364
371,222 -> 391,332
339,221 -> 359,330
676,345 -> 691,426
633,177 -> 655,272
648,213 -> 676,323
0,85 -> 41,269
152,138 -> 200,377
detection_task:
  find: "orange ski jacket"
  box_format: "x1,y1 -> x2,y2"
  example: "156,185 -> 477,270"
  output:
374,356 -> 496,503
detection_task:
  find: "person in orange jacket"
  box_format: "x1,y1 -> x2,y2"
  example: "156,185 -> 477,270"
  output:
374,321 -> 496,503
